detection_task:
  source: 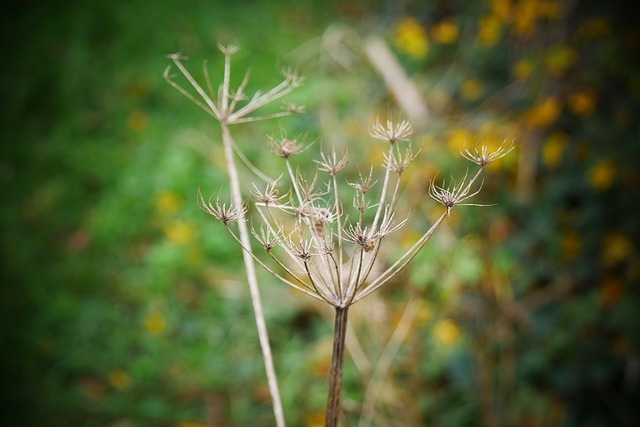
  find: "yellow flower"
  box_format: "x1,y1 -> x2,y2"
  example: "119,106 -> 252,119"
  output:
447,128 -> 473,153
461,79 -> 483,101
144,312 -> 166,334
155,191 -> 183,216
164,220 -> 196,245
568,90 -> 596,116
512,0 -> 538,36
544,46 -> 576,76
433,319 -> 460,346
542,132 -> 568,168
477,15 -> 502,47
491,0 -> 512,22
432,19 -> 459,44
127,110 -> 149,133
395,18 -> 429,59
108,369 -> 131,390
513,58 -> 534,80
602,233 -> 632,266
305,412 -> 325,427
588,160 -> 615,191
522,97 -> 562,128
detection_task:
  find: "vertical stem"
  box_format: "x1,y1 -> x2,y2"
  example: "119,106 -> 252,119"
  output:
326,306 -> 349,427
220,122 -> 286,427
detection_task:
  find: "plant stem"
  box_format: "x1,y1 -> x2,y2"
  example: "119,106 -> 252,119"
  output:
326,306 -> 349,427
220,122 -> 286,427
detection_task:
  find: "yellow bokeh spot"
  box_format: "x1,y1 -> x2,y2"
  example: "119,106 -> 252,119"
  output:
491,0 -> 512,22
305,412 -> 325,427
512,0 -> 538,36
561,231 -> 581,261
477,15 -> 502,47
588,160 -> 615,191
433,319 -> 460,346
144,312 -> 166,334
513,58 -> 534,80
164,220 -> 196,245
542,132 -> 568,169
602,233 -> 632,267
461,79 -> 483,102
108,369 -> 131,390
432,20 -> 460,44
155,191 -> 183,216
447,128 -> 473,153
395,18 -> 429,59
522,97 -> 562,128
544,46 -> 576,76
127,110 -> 149,133
568,90 -> 596,116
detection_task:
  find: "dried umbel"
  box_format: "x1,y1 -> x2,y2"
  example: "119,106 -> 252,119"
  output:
204,119 -> 513,308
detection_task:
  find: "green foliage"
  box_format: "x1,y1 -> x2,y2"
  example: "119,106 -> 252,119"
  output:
2,0 -> 639,426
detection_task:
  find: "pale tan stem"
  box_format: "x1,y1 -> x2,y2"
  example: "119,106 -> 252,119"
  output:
220,123 -> 286,427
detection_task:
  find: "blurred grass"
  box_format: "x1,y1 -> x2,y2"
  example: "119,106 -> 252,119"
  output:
2,0 -> 640,426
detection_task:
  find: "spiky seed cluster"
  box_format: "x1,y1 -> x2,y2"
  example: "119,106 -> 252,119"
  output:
268,134 -> 308,159
209,115 -> 507,307
383,144 -> 420,175
315,148 -> 349,176
369,118 -> 414,145
198,190 -> 247,224
164,45 -> 304,125
462,139 -> 515,167
428,172 -> 485,216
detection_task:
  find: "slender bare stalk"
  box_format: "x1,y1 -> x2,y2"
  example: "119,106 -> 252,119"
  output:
220,123 -> 285,426
165,46 -> 303,427
326,306 -> 350,427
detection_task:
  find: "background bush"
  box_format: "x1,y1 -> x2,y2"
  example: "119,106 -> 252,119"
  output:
1,0 -> 638,426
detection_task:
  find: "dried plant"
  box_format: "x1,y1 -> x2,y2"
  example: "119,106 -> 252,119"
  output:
203,114 -> 514,425
165,45 -> 304,427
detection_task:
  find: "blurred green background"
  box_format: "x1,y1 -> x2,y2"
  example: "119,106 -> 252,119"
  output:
1,0 -> 639,426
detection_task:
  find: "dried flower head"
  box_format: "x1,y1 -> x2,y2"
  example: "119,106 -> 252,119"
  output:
461,139 -> 515,167
383,144 -> 420,175
428,172 -> 485,216
315,147 -> 349,176
369,118 -> 414,144
198,189 -> 247,224
268,133 -> 309,159
252,227 -> 280,251
251,178 -> 287,206
347,167 -> 377,194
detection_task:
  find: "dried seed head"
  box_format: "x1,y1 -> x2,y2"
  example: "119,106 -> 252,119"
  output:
344,223 -> 377,252
369,117 -> 414,144
315,147 -> 349,176
268,134 -> 308,159
428,172 -> 485,216
348,167 -> 377,194
252,227 -> 280,251
282,101 -> 305,114
280,67 -> 304,88
383,144 -> 420,175
461,139 -> 515,167
197,189 -> 246,224
251,179 -> 286,206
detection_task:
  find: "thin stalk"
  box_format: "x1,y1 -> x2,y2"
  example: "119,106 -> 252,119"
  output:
220,122 -> 286,427
325,306 -> 350,427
